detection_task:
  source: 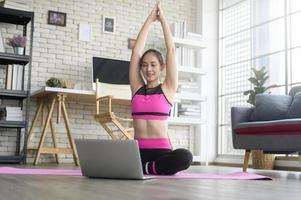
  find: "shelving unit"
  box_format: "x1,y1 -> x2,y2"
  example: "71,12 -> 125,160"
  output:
171,35 -> 206,162
171,36 -> 206,121
0,7 -> 34,163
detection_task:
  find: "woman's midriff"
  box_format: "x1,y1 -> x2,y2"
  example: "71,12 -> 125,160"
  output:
133,119 -> 168,138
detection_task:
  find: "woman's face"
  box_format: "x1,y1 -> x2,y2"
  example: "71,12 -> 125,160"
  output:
141,53 -> 162,83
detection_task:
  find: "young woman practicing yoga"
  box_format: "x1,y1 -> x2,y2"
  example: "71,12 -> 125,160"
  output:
130,1 -> 193,175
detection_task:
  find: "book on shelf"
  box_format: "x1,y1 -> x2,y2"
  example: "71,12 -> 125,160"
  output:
6,64 -> 23,90
178,115 -> 201,119
176,47 -> 196,68
15,65 -> 24,90
178,107 -> 201,112
5,65 -> 13,90
0,106 -> 23,121
170,21 -> 202,41
170,102 -> 179,118
177,102 -> 201,118
170,21 -> 187,38
178,111 -> 201,116
179,103 -> 201,109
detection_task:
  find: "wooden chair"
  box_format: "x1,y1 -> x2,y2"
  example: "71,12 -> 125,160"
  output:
94,79 -> 133,140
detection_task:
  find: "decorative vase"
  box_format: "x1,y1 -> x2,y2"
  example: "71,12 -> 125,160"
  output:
13,47 -> 24,55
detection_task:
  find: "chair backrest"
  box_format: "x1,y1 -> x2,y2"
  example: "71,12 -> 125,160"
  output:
289,86 -> 301,97
95,79 -> 131,100
95,79 -> 131,115
95,78 -> 112,115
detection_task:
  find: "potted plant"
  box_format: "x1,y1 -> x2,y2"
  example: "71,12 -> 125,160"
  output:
46,77 -> 64,88
243,66 -> 277,106
243,66 -> 277,169
7,34 -> 26,55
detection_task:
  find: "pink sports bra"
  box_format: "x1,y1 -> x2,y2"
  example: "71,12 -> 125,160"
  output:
131,84 -> 172,120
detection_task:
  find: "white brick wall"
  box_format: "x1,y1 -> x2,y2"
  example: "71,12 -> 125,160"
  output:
1,0 -> 197,163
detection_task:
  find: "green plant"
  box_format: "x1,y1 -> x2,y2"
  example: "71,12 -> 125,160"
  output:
46,77 -> 64,88
243,67 -> 277,106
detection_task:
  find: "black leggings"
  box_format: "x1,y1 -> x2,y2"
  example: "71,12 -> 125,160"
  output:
139,148 -> 193,175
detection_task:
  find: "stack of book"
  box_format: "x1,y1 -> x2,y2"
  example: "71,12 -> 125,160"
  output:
0,106 -> 23,121
177,82 -> 201,98
178,104 -> 201,118
170,21 -> 202,68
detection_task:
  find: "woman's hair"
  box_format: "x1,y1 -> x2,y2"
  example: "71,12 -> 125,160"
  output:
139,49 -> 165,67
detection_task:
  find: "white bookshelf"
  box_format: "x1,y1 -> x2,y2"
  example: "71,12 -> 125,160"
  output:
171,34 -> 206,163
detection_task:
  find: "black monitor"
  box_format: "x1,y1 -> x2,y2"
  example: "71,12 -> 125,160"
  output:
93,57 -> 130,85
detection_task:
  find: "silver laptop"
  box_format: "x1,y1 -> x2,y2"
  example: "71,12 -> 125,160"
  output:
75,139 -> 151,180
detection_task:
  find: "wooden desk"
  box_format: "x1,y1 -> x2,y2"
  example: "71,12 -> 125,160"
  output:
28,87 -> 131,165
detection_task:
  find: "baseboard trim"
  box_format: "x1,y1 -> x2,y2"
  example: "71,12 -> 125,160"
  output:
209,161 -> 301,171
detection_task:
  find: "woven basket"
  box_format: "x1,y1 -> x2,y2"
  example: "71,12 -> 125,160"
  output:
252,150 -> 275,169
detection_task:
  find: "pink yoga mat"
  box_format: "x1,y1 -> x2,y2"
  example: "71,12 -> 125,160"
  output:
0,167 -> 271,180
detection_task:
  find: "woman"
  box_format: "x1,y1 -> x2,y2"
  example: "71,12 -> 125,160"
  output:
129,1 -> 193,175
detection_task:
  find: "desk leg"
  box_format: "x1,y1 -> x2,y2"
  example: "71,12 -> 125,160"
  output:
41,103 -> 45,127
61,96 -> 79,166
28,102 -> 43,144
34,98 -> 56,165
57,94 -> 62,124
48,105 -> 59,164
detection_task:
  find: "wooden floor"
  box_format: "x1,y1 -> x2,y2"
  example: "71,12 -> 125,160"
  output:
0,165 -> 300,200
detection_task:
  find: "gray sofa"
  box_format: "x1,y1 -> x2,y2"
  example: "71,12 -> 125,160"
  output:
231,86 -> 301,171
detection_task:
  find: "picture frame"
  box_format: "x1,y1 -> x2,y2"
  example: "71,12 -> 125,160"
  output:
48,10 -> 66,27
79,23 -> 92,42
103,16 -> 115,34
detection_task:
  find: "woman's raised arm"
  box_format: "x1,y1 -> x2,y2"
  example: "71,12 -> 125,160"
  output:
129,2 -> 159,94
158,2 -> 178,95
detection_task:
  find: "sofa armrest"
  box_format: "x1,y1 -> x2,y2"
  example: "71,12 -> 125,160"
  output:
231,107 -> 254,129
231,107 -> 253,149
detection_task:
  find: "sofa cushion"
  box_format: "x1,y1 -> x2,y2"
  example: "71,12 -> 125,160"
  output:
235,118 -> 301,135
287,91 -> 301,118
249,94 -> 292,122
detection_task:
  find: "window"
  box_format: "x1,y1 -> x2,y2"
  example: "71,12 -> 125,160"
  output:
218,0 -> 301,156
